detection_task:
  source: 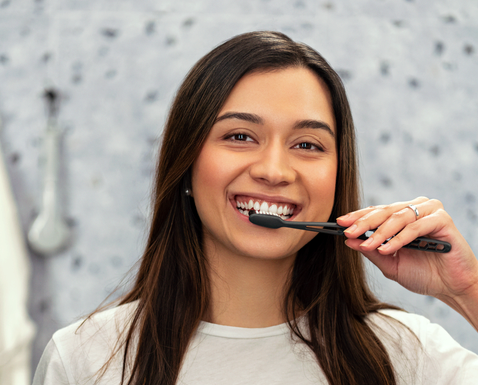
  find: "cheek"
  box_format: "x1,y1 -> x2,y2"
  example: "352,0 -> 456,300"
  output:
322,165 -> 338,195
309,160 -> 337,189
191,147 -> 235,214
192,153 -> 215,208
192,152 -> 215,192
305,160 -> 337,216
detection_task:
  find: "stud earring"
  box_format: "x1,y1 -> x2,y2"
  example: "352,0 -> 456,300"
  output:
185,188 -> 192,196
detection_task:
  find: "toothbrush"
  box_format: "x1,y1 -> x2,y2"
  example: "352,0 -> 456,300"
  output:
248,211 -> 451,253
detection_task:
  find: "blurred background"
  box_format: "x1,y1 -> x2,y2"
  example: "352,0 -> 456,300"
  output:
0,0 -> 477,382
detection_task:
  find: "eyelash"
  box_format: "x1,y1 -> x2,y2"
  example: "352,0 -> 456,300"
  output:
293,142 -> 324,152
224,132 -> 324,152
225,133 -> 254,142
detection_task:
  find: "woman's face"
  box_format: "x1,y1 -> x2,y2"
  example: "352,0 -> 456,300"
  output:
191,67 -> 337,261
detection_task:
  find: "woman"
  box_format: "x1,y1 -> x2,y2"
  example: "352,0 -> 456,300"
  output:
33,31 -> 478,385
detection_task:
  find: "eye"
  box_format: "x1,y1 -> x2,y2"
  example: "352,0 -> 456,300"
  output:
293,142 -> 323,152
225,132 -> 254,142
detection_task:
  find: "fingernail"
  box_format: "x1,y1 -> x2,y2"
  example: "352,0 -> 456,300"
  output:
344,224 -> 357,234
360,237 -> 373,247
378,243 -> 390,251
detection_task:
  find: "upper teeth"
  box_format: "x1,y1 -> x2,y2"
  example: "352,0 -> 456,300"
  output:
236,199 -> 294,216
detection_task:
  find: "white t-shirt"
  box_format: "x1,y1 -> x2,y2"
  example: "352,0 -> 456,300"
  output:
32,301 -> 478,384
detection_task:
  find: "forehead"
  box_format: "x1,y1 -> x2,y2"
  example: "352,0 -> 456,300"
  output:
219,67 -> 336,133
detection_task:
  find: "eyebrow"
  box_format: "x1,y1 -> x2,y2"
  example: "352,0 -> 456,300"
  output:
215,112 -> 263,125
215,111 -> 335,138
293,119 -> 335,138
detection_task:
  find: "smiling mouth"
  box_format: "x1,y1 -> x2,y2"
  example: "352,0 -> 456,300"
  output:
235,196 -> 296,220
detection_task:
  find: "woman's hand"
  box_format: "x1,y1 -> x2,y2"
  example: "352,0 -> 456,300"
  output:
337,197 -> 478,330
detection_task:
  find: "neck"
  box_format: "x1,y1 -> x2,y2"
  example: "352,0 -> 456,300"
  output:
203,245 -> 296,328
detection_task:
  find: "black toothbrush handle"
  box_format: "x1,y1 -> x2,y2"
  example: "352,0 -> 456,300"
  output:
304,224 -> 451,253
301,225 -> 451,253
391,236 -> 451,253
248,213 -> 452,253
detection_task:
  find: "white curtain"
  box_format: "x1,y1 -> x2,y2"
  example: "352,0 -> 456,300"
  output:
0,145 -> 36,385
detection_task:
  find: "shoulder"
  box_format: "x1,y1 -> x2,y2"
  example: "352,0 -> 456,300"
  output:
53,300 -> 138,348
367,308 -> 433,338
33,301 -> 138,385
366,309 -> 478,385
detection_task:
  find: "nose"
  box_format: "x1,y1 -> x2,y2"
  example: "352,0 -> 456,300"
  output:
249,141 -> 296,186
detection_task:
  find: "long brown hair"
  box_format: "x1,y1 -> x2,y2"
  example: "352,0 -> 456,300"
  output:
111,31 -> 402,385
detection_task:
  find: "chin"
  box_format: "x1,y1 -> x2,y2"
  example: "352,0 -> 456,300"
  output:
233,242 -> 302,261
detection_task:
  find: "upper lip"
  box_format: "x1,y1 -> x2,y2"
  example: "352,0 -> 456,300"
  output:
231,193 -> 301,207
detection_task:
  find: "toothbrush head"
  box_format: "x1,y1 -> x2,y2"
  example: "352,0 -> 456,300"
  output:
248,211 -> 285,229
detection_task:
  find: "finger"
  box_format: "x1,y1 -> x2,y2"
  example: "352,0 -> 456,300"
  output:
336,205 -> 385,224
341,197 -> 430,239
358,199 -> 445,253
376,209 -> 450,255
337,197 -> 428,227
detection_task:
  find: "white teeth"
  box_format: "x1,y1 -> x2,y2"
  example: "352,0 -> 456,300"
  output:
236,198 -> 295,218
239,209 -> 250,217
258,211 -> 280,217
